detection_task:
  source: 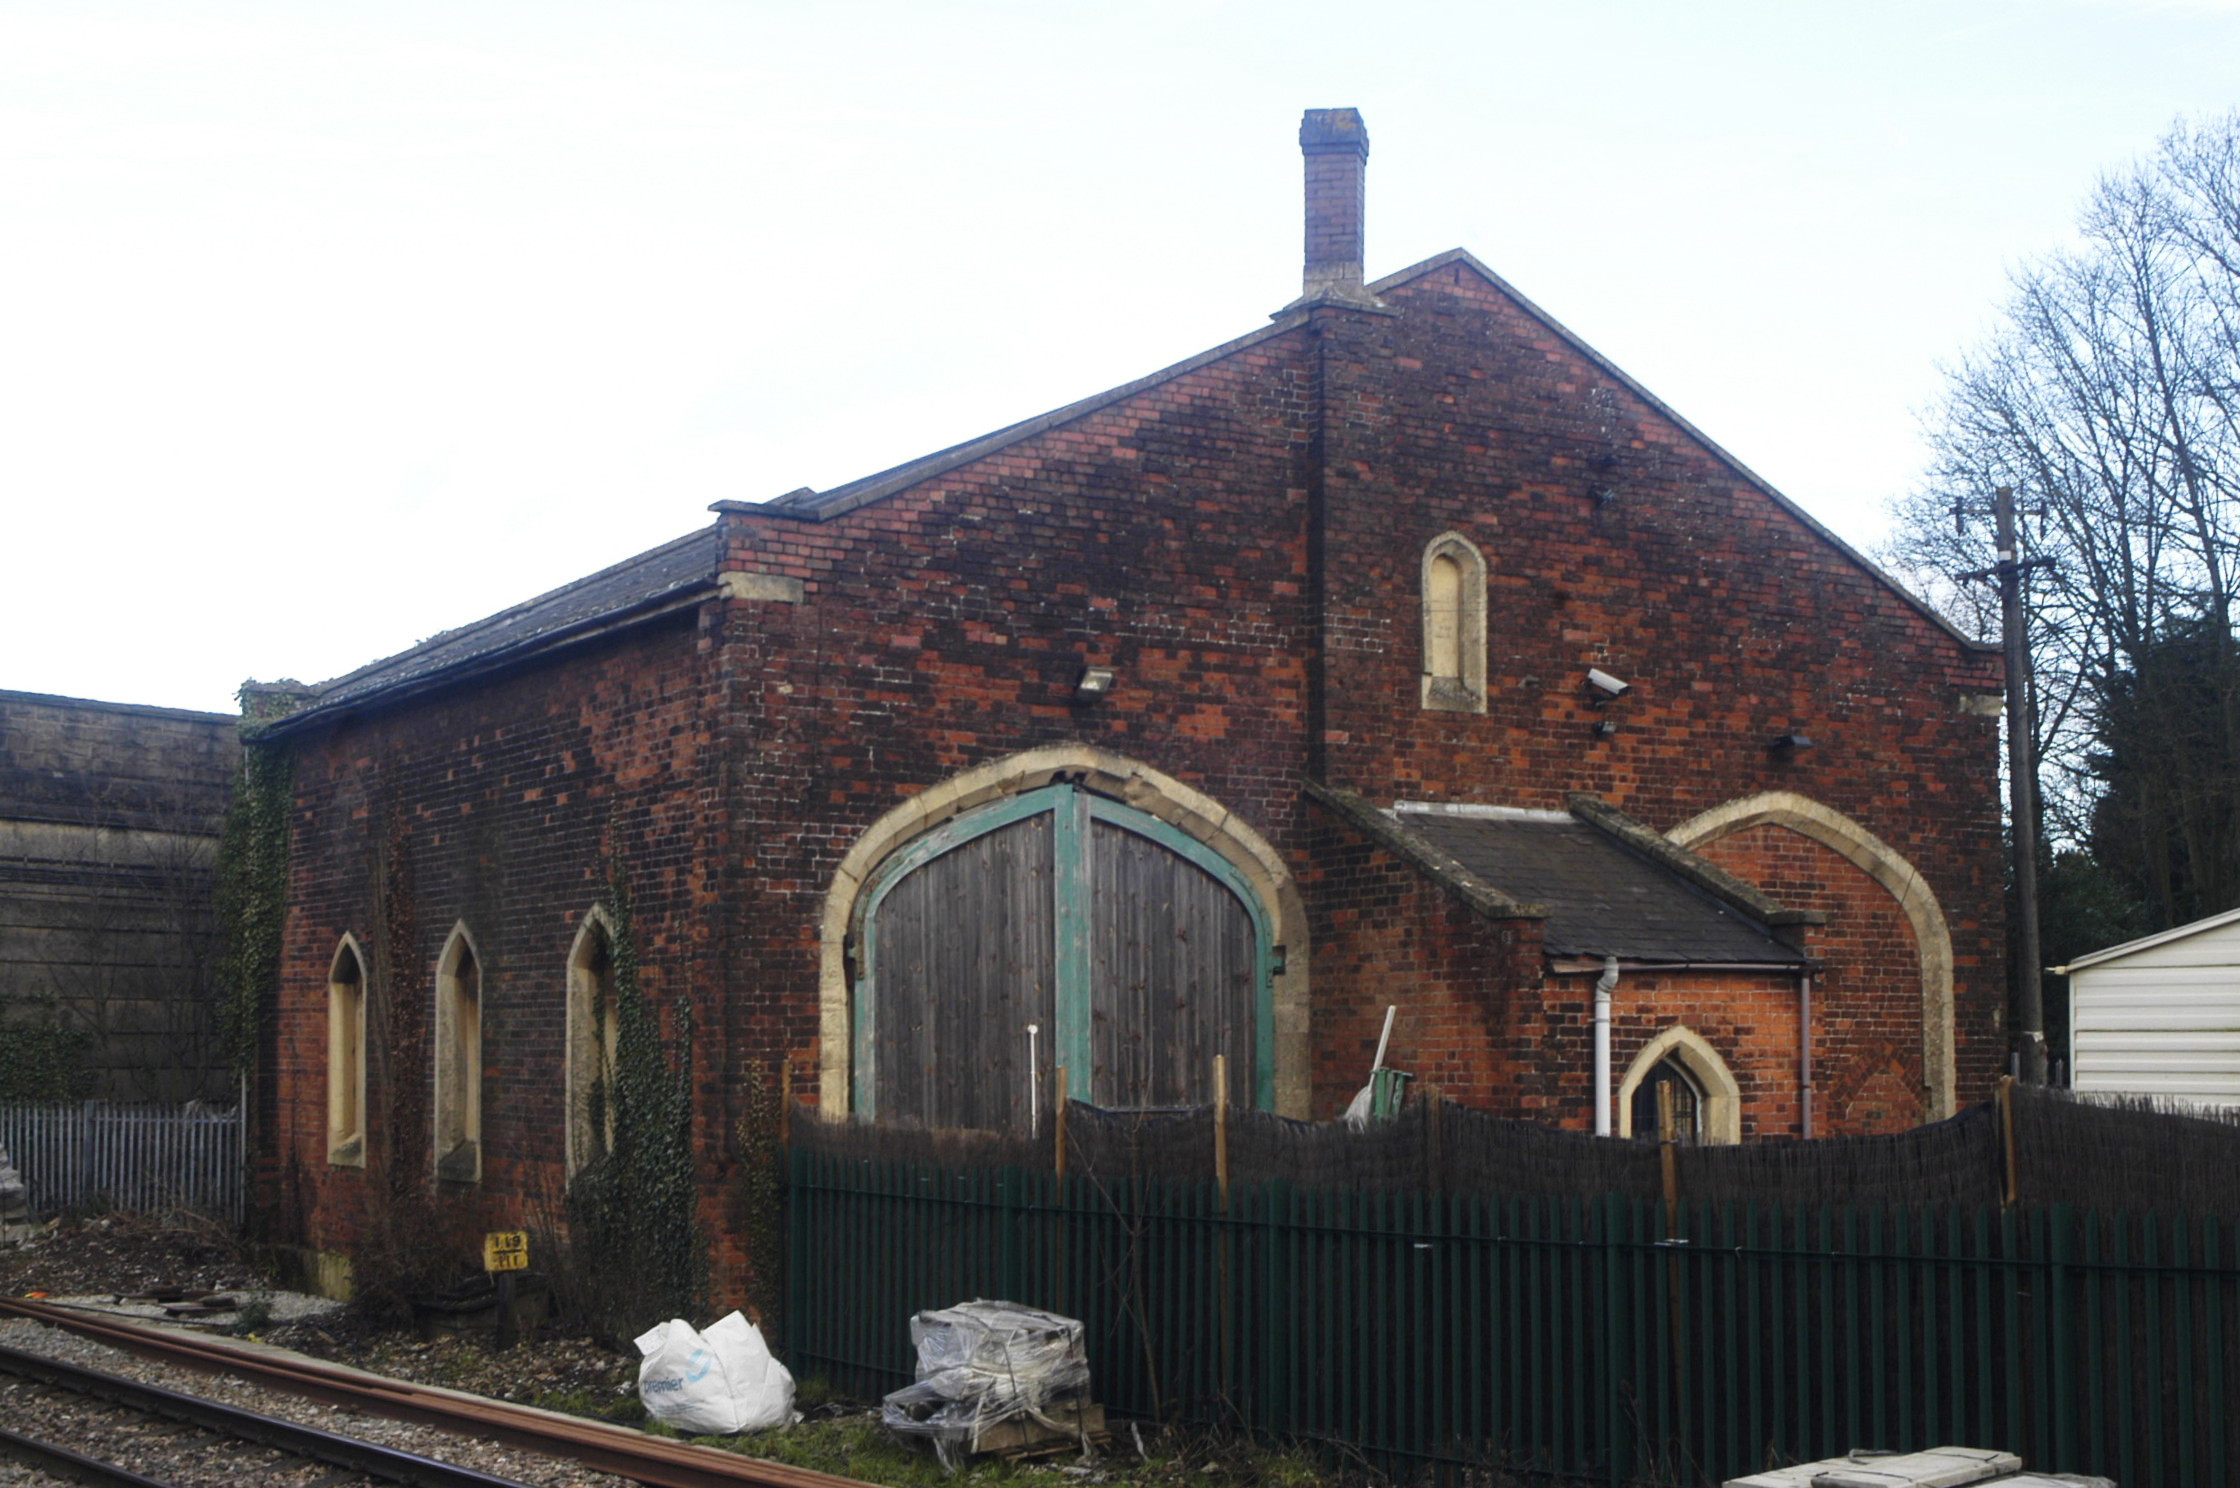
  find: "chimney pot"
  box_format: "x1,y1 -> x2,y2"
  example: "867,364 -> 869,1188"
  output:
1299,108 -> 1370,301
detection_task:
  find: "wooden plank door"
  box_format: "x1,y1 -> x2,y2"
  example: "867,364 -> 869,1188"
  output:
862,809 -> 1056,1128
1087,815 -> 1258,1110
857,784 -> 1270,1127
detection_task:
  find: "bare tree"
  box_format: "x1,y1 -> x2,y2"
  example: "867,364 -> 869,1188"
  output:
1885,113 -> 2240,925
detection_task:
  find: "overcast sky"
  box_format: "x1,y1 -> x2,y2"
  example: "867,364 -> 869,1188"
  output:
6,0 -> 2239,715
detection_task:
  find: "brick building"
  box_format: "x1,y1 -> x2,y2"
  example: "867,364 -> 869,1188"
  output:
247,110 -> 2006,1297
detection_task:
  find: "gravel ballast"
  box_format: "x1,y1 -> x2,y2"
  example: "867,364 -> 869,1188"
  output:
0,1317 -> 635,1488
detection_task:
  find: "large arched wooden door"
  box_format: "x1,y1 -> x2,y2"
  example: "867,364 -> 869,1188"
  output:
854,784 -> 1271,1128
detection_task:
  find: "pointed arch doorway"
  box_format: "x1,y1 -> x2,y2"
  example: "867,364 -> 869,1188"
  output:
852,782 -> 1274,1130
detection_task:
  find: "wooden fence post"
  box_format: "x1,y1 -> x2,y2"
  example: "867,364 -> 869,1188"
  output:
1052,1066 -> 1069,1314
1213,1054 -> 1230,1209
1054,1066 -> 1069,1180
1996,1075 -> 2019,1207
1213,1053 -> 1234,1412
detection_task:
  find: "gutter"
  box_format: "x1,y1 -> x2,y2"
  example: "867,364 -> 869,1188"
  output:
1549,957 -> 1821,976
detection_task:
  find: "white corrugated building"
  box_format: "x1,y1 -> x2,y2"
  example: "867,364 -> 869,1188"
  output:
2062,905 -> 2240,1108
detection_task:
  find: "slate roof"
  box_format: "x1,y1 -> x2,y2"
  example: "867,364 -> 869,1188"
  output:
258,524 -> 724,736
1390,804 -> 1806,967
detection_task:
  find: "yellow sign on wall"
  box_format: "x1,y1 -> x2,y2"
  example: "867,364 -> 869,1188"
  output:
483,1230 -> 528,1272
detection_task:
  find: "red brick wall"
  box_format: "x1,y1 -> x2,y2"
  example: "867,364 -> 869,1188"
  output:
1692,822 -> 1996,1132
1300,813 -> 1541,1118
1296,265 -> 2005,1120
706,336 -> 1323,1107
263,614 -> 727,1278
1305,810 -> 1811,1139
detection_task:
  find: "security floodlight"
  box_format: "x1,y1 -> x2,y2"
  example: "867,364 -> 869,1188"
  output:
1075,666 -> 1116,699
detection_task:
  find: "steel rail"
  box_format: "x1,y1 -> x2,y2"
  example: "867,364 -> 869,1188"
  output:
0,1297 -> 878,1488
0,1342 -> 536,1488
0,1422 -> 175,1488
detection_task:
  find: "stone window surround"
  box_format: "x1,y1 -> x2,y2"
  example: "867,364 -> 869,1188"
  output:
432,921 -> 482,1183
1420,531 -> 1488,713
325,935 -> 367,1168
564,905 -> 620,1177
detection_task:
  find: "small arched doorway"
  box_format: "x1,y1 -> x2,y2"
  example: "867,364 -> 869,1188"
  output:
1629,1056 -> 1706,1143
852,782 -> 1272,1129
1617,1026 -> 1743,1144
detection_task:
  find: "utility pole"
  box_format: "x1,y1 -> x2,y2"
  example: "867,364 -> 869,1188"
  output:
1959,486 -> 2052,1083
1991,487 -> 2049,1083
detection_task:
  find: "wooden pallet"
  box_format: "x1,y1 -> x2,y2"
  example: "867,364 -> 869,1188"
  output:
974,1399 -> 1108,1460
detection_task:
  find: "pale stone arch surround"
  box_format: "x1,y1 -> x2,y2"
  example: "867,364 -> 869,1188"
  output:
1667,791 -> 1957,1121
818,745 -> 1311,1118
326,934 -> 368,1168
1616,1025 -> 1743,1144
433,921 -> 483,1182
564,905 -> 620,1177
1420,531 -> 1488,713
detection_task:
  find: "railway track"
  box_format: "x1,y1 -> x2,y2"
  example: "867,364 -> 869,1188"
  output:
0,1340 -> 539,1488
0,1296 -> 875,1488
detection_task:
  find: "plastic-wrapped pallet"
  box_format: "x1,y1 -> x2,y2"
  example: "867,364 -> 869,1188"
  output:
1724,1447 -> 2112,1488
880,1300 -> 1091,1466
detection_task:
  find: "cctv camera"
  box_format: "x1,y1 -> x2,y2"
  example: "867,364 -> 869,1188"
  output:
1586,668 -> 1629,698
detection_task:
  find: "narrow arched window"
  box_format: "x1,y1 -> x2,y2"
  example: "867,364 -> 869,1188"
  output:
1420,532 -> 1487,712
326,938 -> 367,1167
566,911 -> 620,1175
434,925 -> 483,1182
1426,554 -> 1463,679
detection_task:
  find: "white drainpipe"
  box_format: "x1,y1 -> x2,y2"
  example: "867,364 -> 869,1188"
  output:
1593,955 -> 1619,1137
1798,975 -> 1815,1140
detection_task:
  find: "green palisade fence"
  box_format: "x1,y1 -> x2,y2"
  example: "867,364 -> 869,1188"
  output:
787,1148 -> 2240,1486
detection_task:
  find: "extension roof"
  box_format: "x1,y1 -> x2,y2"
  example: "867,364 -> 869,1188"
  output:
1307,783 -> 1810,968
254,247 -> 1987,735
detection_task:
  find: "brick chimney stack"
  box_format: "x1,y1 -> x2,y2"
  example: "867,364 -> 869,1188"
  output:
1299,108 -> 1371,302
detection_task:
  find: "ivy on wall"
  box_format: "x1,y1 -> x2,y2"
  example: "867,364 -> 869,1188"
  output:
0,995 -> 91,1100
213,736 -> 293,1079
567,861 -> 706,1338
735,1061 -> 785,1341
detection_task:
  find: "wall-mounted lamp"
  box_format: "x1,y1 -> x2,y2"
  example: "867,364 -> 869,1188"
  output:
1768,732 -> 1814,753
1586,668 -> 1629,701
1590,719 -> 1618,740
1075,666 -> 1116,700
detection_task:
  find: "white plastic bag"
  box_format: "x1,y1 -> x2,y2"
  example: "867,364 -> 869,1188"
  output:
635,1310 -> 796,1434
